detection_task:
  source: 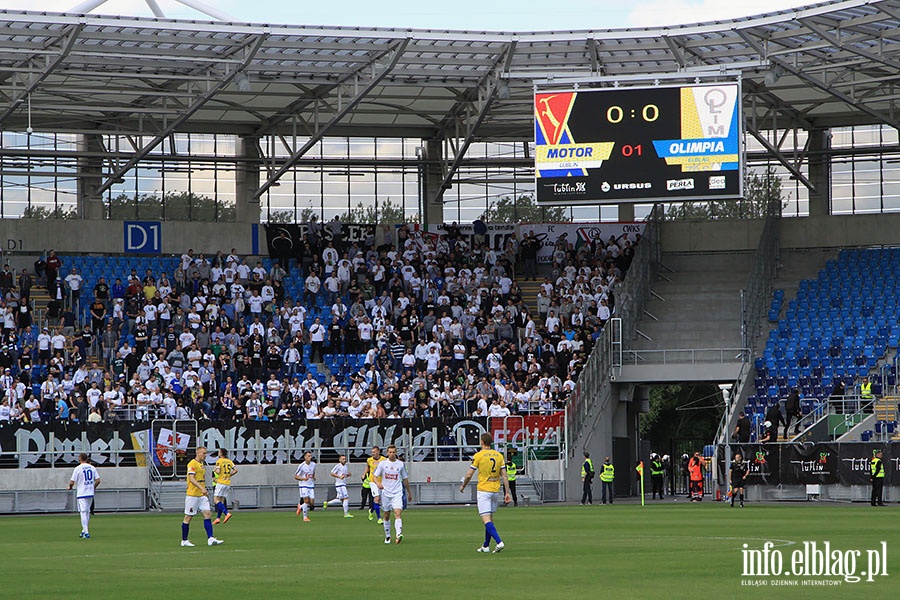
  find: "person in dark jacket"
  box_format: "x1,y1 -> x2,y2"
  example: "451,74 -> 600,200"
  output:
764,402 -> 786,441
580,451 -> 594,505
784,389 -> 802,436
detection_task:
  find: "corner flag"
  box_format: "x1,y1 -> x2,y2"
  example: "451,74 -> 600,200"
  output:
636,461 -> 645,507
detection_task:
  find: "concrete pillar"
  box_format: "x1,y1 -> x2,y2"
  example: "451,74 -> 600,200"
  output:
807,128 -> 831,217
77,134 -> 106,220
235,135 -> 261,224
617,203 -> 635,222
421,139 -> 445,226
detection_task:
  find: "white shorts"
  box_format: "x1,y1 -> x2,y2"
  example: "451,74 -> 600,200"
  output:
370,484 -> 381,499
299,486 -> 315,501
77,497 -> 93,513
477,490 -> 501,516
184,495 -> 211,516
381,492 -> 403,512
333,485 -> 348,500
214,484 -> 231,499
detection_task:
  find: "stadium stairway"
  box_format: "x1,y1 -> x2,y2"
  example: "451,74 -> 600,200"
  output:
517,280 -> 541,316
513,476 -> 544,506
622,252 -> 750,382
153,481 -> 189,511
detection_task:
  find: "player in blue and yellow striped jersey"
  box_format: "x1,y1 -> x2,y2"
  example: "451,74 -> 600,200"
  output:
213,448 -> 238,525
460,433 -> 512,554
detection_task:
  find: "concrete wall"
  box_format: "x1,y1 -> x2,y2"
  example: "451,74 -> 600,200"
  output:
660,212 -> 900,254
0,220 -> 256,255
0,466 -> 148,491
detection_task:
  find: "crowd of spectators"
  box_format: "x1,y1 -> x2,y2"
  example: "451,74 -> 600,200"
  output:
0,217 -> 639,426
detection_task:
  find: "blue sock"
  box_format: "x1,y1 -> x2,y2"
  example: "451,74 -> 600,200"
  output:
374,502 -> 381,519
221,502 -> 228,516
485,522 -> 501,544
215,502 -> 222,518
181,522 -> 189,541
203,519 -> 213,538
483,526 -> 491,547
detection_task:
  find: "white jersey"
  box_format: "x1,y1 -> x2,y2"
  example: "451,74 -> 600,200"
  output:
295,461 -> 316,488
70,463 -> 99,499
331,463 -> 350,488
373,459 -> 407,496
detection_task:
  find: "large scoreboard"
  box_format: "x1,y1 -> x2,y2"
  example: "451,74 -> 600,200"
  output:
534,82 -> 742,204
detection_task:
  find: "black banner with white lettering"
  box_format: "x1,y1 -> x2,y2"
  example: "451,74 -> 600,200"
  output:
0,422 -> 150,469
780,444 -> 839,485
741,444 -> 781,486
836,443 -> 878,486
264,223 -> 375,259
0,418 -> 490,468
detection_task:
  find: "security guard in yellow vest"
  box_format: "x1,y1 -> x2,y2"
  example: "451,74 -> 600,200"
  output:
860,376 -> 874,402
360,471 -> 373,512
871,449 -> 885,507
507,452 -> 520,507
650,453 -> 665,500
581,451 -> 595,505
599,457 -> 615,504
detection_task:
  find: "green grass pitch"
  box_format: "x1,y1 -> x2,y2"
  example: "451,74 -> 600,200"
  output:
3,502 -> 897,599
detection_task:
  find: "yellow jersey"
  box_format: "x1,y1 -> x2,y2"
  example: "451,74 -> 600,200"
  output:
186,459 -> 207,497
470,449 -> 505,493
367,456 -> 386,485
215,458 -> 236,486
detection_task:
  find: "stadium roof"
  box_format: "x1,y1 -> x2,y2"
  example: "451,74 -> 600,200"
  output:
1,0 -> 899,143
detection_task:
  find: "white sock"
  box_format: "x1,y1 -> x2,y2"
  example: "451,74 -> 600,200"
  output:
383,518 -> 391,537
302,503 -> 309,517
80,511 -> 90,533
395,518 -> 402,537
342,499 -> 349,514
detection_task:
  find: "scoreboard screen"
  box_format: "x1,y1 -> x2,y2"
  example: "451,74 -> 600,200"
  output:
534,82 -> 742,204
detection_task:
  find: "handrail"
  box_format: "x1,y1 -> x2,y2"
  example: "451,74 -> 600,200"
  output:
830,397 -> 876,439
566,204 -> 662,456
741,196 -> 781,352
622,347 -> 749,365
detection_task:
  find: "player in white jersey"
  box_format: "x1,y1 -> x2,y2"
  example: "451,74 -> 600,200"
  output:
68,453 -> 100,539
294,451 -> 316,522
323,453 -> 354,518
373,445 -> 412,544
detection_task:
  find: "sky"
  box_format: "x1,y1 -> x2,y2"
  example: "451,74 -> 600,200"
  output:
0,0 -> 821,30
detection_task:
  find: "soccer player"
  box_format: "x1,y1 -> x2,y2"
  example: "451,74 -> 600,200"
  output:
364,445 -> 386,523
323,453 -> 355,518
181,446 -> 224,547
460,432 -> 511,553
213,448 -> 237,524
373,444 -> 412,544
294,451 -> 316,522
730,452 -> 748,508
68,453 -> 100,539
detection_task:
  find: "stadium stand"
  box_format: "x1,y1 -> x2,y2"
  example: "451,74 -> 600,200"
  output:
0,229 -> 639,425
747,248 -> 900,441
